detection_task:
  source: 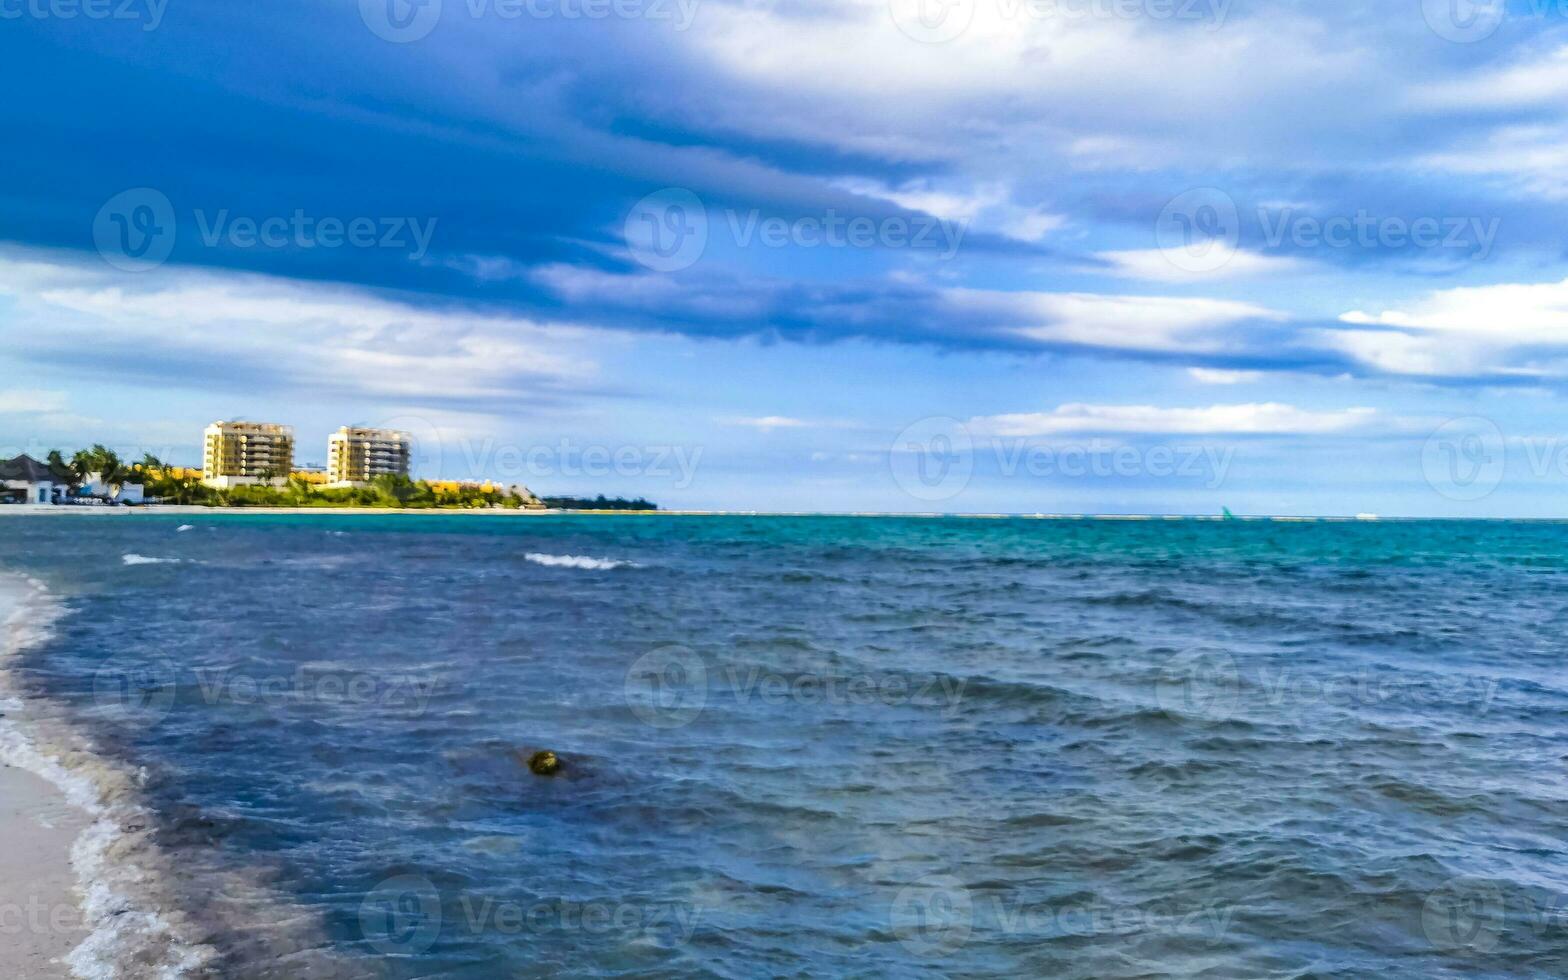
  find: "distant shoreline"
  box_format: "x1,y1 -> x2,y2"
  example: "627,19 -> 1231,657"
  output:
0,506 -> 1503,522
0,505 -> 645,516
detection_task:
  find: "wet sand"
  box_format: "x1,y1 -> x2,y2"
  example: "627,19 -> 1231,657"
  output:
0,576 -> 88,978
0,762 -> 88,978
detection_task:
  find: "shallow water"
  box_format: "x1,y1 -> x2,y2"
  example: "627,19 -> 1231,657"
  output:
2,513 -> 1567,978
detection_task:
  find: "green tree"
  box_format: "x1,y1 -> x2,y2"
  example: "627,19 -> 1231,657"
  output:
71,445 -> 127,490
45,450 -> 74,484
369,473 -> 416,506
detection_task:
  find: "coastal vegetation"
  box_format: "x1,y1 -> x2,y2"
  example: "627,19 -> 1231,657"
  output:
540,495 -> 658,511
146,465 -> 535,509
214,475 -> 535,509
71,445 -> 134,487
24,447 -> 655,510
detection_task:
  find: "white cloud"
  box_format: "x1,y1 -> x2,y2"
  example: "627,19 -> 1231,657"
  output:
527,261 -> 1286,358
531,263 -> 769,319
832,177 -> 1066,243
1418,124 -> 1568,200
722,415 -> 810,429
721,416 -> 860,431
1329,276 -> 1568,376
1407,46 -> 1568,198
1065,135 -> 1153,169
0,251 -> 605,406
947,288 -> 1283,353
968,402 -> 1379,437
1414,45 -> 1568,110
682,1 -> 1366,170
832,177 -> 1002,224
1317,329 -> 1475,377
1188,368 -> 1263,385
1338,277 -> 1568,339
999,207 -> 1068,243
0,389 -> 70,414
1096,248 -> 1308,282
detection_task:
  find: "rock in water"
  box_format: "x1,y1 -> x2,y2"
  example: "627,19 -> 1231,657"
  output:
527,750 -> 561,776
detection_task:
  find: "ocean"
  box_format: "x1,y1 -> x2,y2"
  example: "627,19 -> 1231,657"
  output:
1,513 -> 1565,978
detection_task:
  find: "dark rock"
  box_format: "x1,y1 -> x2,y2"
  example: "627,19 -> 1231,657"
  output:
527,750 -> 562,776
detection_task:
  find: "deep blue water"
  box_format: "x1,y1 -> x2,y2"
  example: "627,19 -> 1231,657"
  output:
3,513 -> 1568,978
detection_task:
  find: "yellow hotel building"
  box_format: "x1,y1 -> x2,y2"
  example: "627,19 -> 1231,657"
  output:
326,427 -> 411,487
202,421 -> 294,488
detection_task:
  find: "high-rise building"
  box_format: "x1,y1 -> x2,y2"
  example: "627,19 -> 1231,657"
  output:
327,427 -> 411,486
202,421 -> 294,488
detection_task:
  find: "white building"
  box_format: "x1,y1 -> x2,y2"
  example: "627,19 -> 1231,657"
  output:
0,455 -> 61,505
326,427 -> 411,487
203,421 -> 294,488
82,472 -> 145,504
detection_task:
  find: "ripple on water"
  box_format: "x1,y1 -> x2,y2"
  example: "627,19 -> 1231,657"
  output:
0,515 -> 1563,977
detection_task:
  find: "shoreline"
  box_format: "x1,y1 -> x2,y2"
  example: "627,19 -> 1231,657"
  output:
0,505 -> 1411,520
0,764 -> 88,980
0,573 -> 216,979
0,576 -> 89,979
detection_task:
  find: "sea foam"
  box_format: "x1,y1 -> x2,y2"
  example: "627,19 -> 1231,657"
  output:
524,552 -> 636,570
0,574 -> 217,978
122,554 -> 181,566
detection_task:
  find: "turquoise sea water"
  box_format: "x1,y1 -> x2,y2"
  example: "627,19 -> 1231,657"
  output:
2,513 -> 1567,977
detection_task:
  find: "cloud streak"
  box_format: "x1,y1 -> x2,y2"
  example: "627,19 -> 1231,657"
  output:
968,402 -> 1381,438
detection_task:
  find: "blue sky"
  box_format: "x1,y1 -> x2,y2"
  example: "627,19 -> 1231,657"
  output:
4,0 -> 1568,513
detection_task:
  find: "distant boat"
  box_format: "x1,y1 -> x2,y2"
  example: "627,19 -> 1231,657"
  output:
1222,507 -> 1236,520
1356,513 -> 1380,521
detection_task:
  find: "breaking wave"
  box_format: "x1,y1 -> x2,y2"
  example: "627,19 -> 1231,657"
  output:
524,552 -> 636,570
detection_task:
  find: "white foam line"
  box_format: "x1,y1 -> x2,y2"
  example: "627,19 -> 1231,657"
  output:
0,573 -> 215,979
524,552 -> 636,570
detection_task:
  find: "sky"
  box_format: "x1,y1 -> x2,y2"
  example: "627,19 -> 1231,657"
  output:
3,0 -> 1568,514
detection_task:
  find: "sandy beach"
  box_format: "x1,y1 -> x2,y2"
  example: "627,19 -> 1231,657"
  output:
0,504 -> 627,516
0,764 -> 88,978
0,580 -> 88,979
0,505 -> 1385,520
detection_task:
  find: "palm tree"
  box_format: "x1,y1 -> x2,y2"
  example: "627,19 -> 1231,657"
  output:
166,472 -> 208,505
71,445 -> 127,494
45,450 -> 74,484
